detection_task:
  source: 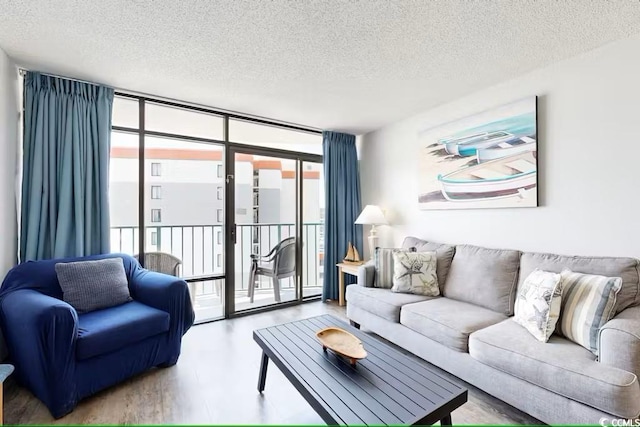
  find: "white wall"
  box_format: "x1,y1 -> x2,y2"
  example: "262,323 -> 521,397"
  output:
0,47 -> 18,361
0,48 -> 18,273
360,33 -> 640,258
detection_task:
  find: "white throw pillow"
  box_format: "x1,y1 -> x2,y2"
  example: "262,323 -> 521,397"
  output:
514,269 -> 563,342
391,251 -> 439,296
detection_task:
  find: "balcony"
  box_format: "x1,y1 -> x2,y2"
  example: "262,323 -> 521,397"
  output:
110,223 -> 324,321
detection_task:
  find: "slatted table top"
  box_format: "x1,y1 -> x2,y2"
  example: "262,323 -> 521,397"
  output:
253,314 -> 468,426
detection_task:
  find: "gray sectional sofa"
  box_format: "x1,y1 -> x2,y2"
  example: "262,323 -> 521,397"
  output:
346,236 -> 640,425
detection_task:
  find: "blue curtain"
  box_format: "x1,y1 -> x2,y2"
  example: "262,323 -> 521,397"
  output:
20,72 -> 114,261
322,131 -> 363,301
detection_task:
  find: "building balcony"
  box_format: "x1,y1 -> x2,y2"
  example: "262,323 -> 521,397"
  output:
110,222 -> 324,322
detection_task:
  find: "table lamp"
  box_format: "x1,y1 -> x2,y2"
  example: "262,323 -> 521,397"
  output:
355,205 -> 388,259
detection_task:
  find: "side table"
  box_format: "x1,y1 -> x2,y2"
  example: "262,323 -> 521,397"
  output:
0,364 -> 14,425
335,263 -> 362,306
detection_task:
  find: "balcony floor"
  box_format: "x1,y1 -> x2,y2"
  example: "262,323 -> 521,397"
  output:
193,286 -> 323,322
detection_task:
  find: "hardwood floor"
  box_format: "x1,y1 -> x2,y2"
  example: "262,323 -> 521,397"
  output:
4,301 -> 540,425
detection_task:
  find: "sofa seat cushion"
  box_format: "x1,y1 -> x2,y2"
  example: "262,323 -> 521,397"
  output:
469,318 -> 640,418
345,285 -> 434,322
77,301 -> 170,360
400,298 -> 507,352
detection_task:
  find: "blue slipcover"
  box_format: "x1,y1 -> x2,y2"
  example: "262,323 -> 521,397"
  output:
76,301 -> 170,360
0,253 -> 194,418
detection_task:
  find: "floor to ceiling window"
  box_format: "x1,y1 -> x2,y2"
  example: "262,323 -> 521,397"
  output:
109,94 -> 323,322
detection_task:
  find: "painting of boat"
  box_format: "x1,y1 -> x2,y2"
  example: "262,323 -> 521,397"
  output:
437,151 -> 537,201
444,131 -> 516,157
476,138 -> 536,163
438,132 -> 487,146
418,96 -> 537,210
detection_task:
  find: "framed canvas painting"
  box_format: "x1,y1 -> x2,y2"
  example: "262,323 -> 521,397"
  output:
418,97 -> 538,210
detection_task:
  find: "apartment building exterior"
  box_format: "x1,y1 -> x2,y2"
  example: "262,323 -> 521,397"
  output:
109,145 -> 323,291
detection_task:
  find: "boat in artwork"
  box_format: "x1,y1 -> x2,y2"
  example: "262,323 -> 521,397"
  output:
476,138 -> 536,163
343,242 -> 363,265
437,151 -> 537,201
443,131 -> 516,157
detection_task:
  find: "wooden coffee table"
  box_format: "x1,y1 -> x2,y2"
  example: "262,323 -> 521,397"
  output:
253,314 -> 467,425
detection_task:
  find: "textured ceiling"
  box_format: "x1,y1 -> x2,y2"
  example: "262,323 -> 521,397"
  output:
1,0 -> 640,134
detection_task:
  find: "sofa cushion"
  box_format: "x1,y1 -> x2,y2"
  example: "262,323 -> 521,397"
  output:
345,285 -> 434,322
400,298 -> 507,352
443,244 -> 521,315
519,251 -> 640,315
402,237 -> 456,291
557,270 -> 622,355
55,258 -> 132,313
76,301 -> 170,360
469,318 -> 640,418
391,251 -> 439,296
374,247 -> 415,288
514,269 -> 563,342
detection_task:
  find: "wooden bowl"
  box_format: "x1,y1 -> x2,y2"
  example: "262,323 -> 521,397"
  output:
316,327 -> 367,366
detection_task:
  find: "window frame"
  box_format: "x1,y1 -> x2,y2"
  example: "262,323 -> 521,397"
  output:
151,162 -> 162,176
110,93 -> 323,321
151,208 -> 162,223
151,185 -> 162,199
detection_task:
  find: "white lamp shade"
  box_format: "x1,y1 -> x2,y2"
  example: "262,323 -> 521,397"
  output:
355,205 -> 388,225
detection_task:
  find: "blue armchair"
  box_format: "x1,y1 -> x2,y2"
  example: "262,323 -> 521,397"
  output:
0,253 -> 194,418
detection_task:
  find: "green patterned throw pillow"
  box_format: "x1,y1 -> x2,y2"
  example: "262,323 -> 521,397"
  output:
374,247 -> 415,288
514,269 -> 563,342
391,251 -> 439,296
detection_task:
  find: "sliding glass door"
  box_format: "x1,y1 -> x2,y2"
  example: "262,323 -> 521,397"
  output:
227,146 -> 323,315
111,94 -> 323,321
302,161 -> 324,298
232,152 -> 298,311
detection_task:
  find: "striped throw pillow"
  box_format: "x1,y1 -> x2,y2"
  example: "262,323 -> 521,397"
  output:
557,269 -> 622,354
374,247 -> 415,288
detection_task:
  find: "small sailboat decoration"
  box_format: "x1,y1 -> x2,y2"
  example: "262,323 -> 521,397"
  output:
343,242 -> 363,265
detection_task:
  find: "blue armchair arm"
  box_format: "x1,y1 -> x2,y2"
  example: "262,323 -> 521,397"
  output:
0,289 -> 78,418
129,268 -> 195,343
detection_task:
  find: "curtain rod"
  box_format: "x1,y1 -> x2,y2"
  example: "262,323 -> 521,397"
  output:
17,67 -> 323,134
18,67 -> 114,89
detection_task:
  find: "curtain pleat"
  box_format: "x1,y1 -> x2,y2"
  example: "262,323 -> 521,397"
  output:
322,131 -> 363,301
20,72 -> 114,261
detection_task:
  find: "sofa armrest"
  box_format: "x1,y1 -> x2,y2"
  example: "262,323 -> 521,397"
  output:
599,305 -> 640,377
0,289 -> 78,418
357,261 -> 376,287
129,269 -> 195,337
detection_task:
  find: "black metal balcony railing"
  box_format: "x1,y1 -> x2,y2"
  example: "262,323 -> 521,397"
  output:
110,223 -> 324,292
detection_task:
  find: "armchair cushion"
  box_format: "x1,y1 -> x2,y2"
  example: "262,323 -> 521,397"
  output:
76,301 -> 170,360
55,258 -> 132,313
